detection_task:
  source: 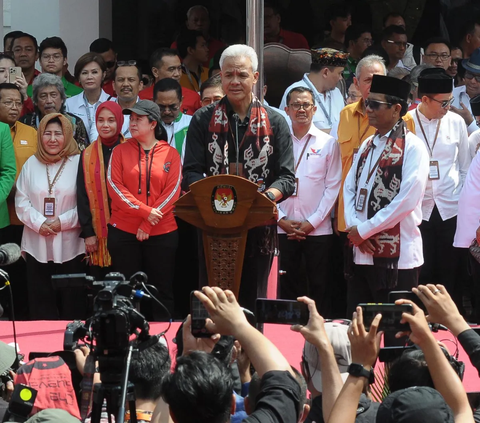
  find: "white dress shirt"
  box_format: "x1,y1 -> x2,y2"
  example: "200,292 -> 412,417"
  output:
343,129 -> 429,268
278,124 -> 342,236
15,154 -> 85,263
65,90 -> 110,142
452,85 -> 478,135
412,108 -> 471,221
454,151 -> 480,247
279,74 -> 345,132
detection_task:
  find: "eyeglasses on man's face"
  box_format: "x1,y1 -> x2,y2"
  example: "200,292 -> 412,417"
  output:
288,102 -> 314,111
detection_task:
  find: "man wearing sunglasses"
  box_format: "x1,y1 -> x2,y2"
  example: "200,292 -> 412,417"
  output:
452,48 -> 480,134
412,68 -> 470,305
381,25 -> 410,71
343,75 -> 429,313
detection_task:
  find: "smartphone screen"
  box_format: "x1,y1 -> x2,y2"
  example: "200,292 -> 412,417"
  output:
388,290 -> 427,312
360,303 -> 413,332
256,298 -> 309,325
190,291 -> 211,338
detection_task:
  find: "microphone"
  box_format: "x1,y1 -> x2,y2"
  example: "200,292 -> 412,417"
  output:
0,243 -> 21,266
232,114 -> 240,176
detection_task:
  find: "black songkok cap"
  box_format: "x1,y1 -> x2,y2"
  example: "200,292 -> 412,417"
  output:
471,95 -> 480,116
311,48 -> 349,67
418,67 -> 453,94
370,75 -> 411,101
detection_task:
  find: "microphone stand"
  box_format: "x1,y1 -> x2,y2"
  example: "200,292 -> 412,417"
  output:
233,114 -> 240,176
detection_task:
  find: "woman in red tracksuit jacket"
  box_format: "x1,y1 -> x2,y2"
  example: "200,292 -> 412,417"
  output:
107,100 -> 181,320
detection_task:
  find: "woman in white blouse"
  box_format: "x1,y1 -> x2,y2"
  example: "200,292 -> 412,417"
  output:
66,52 -> 110,143
15,113 -> 85,320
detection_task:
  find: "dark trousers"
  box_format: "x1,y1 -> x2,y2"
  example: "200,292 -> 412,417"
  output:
279,233 -> 333,317
26,253 -> 86,320
347,264 -> 420,316
198,226 -> 274,313
419,206 -> 463,306
107,225 -> 178,320
0,225 -> 29,319
468,255 -> 480,324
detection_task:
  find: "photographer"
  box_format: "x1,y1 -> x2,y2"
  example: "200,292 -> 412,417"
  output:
0,341 -> 16,421
162,286 -> 301,423
326,303 -> 473,423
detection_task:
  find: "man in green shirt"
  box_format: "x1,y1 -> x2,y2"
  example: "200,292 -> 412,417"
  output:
343,25 -> 373,87
28,36 -> 82,98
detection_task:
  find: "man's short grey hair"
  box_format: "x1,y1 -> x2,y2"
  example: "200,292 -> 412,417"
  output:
187,5 -> 209,19
32,73 -> 66,105
355,55 -> 387,79
410,63 -> 434,84
219,44 -> 259,72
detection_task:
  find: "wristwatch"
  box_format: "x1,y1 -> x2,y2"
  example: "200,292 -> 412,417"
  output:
265,191 -> 276,201
347,363 -> 375,384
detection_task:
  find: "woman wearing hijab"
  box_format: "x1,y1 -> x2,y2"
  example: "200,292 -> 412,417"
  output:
77,101 -> 124,273
15,113 -> 85,320
107,100 -> 181,320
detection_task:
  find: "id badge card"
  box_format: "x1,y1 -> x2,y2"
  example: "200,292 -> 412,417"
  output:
44,197 -> 56,217
429,160 -> 440,180
291,178 -> 299,197
353,147 -> 359,164
356,188 -> 368,212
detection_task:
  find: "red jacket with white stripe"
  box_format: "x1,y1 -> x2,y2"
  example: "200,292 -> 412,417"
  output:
107,138 -> 181,236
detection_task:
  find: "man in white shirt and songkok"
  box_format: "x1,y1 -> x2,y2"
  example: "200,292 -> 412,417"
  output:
343,75 -> 429,314
413,68 -> 471,299
278,86 -> 342,317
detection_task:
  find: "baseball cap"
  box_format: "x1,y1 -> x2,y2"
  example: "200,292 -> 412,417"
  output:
376,386 -> 454,423
0,341 -> 16,374
123,100 -> 161,122
303,322 -> 351,392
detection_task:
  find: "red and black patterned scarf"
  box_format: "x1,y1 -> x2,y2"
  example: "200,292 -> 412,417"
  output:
206,96 -> 274,188
355,119 -> 406,288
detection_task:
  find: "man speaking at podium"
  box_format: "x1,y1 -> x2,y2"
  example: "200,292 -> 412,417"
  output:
182,44 -> 295,310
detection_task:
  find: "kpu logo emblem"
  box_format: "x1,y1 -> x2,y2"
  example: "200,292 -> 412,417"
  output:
211,185 -> 237,214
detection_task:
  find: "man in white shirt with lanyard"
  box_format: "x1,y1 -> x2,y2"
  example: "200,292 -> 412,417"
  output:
154,78 -> 191,163
451,48 -> 480,135
343,75 -> 429,314
413,68 -> 471,301
279,48 -> 347,134
278,86 -> 342,317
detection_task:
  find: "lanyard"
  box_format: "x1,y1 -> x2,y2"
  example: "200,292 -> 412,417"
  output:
416,109 -> 441,156
183,65 -> 203,92
167,123 -> 175,147
83,94 -> 98,128
46,158 -> 68,196
302,75 -> 332,127
363,140 -> 382,186
294,135 -> 312,173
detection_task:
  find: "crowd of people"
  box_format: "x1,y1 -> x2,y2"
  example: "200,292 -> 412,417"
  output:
0,1 -> 480,422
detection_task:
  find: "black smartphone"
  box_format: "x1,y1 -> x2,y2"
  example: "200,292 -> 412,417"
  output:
190,291 -> 212,338
359,303 -> 413,332
255,298 -> 309,325
378,345 -> 416,363
388,290 -> 427,312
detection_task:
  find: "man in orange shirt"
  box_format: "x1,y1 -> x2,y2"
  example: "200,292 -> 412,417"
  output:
139,48 -> 201,116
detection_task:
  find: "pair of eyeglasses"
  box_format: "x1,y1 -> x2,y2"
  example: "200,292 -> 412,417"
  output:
288,102 -> 314,111
365,99 -> 393,110
201,96 -> 223,105
427,96 -> 455,108
0,100 -> 22,109
386,40 -> 407,49
105,60 -> 116,69
41,54 -> 63,62
465,71 -> 480,83
424,53 -> 451,61
117,60 -> 137,67
158,104 -> 180,112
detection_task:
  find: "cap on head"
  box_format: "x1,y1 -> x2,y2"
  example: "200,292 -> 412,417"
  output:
418,67 -> 453,94
303,322 -> 351,392
370,74 -> 411,101
462,47 -> 480,74
376,386 -> 454,423
311,48 -> 349,67
123,100 -> 160,122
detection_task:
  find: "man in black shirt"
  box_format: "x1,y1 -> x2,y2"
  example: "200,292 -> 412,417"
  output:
182,44 -> 295,310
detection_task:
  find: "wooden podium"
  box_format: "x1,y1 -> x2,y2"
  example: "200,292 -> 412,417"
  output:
175,175 -> 277,297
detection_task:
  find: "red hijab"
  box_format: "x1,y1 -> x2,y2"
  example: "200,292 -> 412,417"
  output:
95,101 -> 124,147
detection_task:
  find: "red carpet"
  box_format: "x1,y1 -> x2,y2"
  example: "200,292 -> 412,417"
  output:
0,320 -> 478,392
